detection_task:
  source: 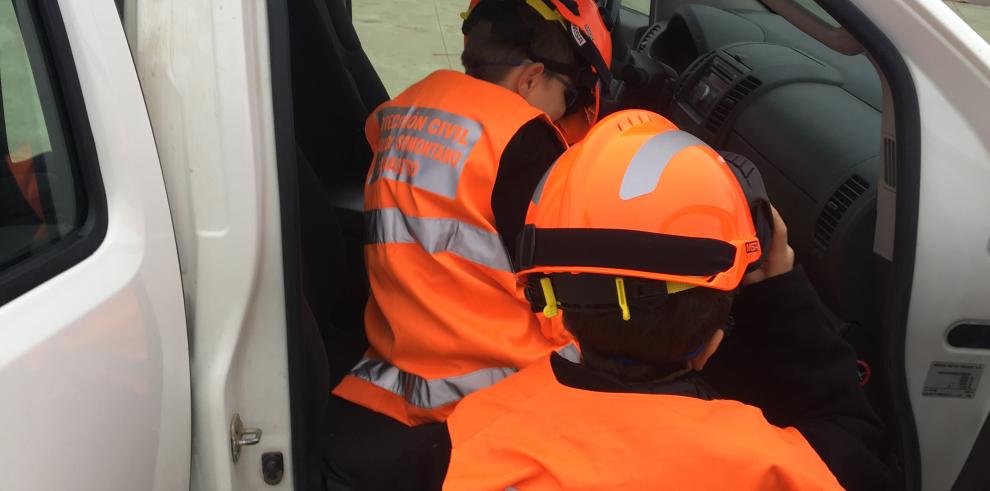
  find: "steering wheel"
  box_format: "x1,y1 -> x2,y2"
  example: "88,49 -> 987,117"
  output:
613,22 -> 681,114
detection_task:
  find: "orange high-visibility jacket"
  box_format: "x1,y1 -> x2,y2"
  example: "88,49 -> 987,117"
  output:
5,144 -> 47,240
333,70 -> 571,426
444,355 -> 845,491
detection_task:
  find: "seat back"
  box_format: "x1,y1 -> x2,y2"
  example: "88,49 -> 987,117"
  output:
286,4 -> 389,485
288,0 -> 389,192
297,147 -> 369,386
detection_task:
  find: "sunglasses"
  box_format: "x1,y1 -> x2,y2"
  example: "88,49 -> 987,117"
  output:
473,58 -> 588,111
545,71 -> 580,109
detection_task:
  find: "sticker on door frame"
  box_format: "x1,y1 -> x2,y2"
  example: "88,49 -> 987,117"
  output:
922,361 -> 984,399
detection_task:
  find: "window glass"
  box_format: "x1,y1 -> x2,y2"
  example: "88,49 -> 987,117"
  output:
624,0 -> 651,16
0,0 -> 85,272
354,0 -> 658,94
791,0 -> 840,28
353,0 -> 465,95
787,1 -> 989,44
945,0 -> 990,43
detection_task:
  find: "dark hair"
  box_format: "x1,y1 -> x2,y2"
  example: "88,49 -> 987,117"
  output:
562,284 -> 734,382
461,4 -> 577,83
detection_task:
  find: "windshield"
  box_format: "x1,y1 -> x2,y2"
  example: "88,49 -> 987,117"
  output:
762,0 -> 841,27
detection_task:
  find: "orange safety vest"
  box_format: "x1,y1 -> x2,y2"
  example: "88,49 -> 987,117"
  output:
332,70 -> 572,426
444,355 -> 845,491
5,144 -> 47,240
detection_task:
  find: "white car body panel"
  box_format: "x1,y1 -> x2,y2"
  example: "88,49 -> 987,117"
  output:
0,1 -> 190,490
131,0 -> 294,489
850,0 -> 990,489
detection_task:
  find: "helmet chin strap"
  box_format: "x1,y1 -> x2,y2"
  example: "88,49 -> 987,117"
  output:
525,272 -> 700,322
566,23 -> 614,94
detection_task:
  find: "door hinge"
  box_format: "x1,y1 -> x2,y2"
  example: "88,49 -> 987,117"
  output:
230,413 -> 263,463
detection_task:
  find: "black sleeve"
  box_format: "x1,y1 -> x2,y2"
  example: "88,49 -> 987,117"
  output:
704,267 -> 891,491
491,118 -> 566,263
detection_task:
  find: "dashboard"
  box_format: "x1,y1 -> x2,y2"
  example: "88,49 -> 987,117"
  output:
635,4 -> 883,326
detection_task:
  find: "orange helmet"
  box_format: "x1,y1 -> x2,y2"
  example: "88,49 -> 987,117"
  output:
516,109 -> 773,318
462,0 -> 613,142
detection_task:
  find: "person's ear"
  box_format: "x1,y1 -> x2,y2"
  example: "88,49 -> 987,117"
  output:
515,62 -> 545,97
688,329 -> 724,371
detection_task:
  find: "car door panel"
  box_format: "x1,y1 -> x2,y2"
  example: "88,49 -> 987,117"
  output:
0,1 -> 190,490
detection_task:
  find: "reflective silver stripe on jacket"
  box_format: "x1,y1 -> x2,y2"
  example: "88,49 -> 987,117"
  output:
531,159 -> 557,205
350,345 -> 581,409
350,358 -> 519,409
557,343 -> 581,363
366,208 -> 513,272
619,130 -> 708,200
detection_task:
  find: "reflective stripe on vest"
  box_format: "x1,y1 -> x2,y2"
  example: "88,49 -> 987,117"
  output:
366,207 -> 513,272
350,344 -> 581,410
350,358 -> 517,410
367,106 -> 483,199
557,343 -> 580,363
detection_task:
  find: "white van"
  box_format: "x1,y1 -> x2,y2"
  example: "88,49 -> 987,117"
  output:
0,0 -> 988,489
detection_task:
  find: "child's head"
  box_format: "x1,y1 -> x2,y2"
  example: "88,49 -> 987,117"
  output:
563,283 -> 734,381
461,2 -> 581,121
515,109 -> 774,381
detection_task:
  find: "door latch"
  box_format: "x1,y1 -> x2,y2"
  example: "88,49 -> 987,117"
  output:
230,413 -> 263,463
262,452 -> 285,485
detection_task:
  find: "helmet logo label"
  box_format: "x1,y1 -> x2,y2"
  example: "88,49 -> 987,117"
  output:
571,24 -> 587,46
745,241 -> 760,254
369,106 -> 482,199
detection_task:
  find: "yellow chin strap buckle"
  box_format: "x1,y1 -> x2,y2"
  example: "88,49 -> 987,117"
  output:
615,279 -> 697,321
543,275 -> 698,322
615,277 -> 631,321
540,276 -> 560,318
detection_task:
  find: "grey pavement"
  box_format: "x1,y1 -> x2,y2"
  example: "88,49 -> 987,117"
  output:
947,1 -> 990,41
353,0 -> 465,96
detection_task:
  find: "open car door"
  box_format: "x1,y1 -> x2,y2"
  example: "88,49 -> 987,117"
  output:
849,1 -> 990,489
0,0 -> 190,489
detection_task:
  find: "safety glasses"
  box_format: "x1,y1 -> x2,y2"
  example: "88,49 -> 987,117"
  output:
471,58 -> 591,112
546,71 -> 579,109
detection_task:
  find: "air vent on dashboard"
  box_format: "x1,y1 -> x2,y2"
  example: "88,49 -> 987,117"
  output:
675,51 -> 717,99
705,76 -> 762,133
814,175 -> 871,250
637,23 -> 664,52
710,58 -> 738,82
